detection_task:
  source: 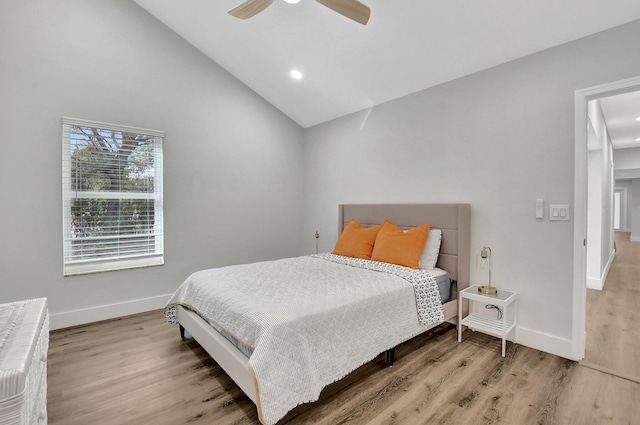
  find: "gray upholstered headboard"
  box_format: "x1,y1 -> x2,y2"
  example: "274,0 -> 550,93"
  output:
339,204 -> 470,292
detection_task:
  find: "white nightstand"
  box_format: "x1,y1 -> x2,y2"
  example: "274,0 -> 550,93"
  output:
458,285 -> 518,357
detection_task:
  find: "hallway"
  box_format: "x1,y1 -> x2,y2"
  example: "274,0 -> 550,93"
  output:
583,231 -> 640,382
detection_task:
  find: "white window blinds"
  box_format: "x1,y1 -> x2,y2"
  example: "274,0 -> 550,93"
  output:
62,117 -> 164,275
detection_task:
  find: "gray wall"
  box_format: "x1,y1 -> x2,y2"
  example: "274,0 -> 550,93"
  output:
2,0 -> 640,358
614,147 -> 640,176
0,0 -> 305,327
303,20 -> 640,357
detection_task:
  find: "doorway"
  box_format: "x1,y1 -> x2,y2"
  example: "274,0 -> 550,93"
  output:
573,76 -> 640,362
614,187 -> 627,231
582,230 -> 640,380
614,190 -> 621,230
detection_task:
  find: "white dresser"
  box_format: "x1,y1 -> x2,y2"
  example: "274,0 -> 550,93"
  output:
0,298 -> 49,425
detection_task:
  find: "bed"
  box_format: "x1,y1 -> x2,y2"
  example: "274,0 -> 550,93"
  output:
165,203 -> 470,424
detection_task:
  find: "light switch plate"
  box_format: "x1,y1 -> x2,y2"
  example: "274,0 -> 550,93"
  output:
549,204 -> 570,221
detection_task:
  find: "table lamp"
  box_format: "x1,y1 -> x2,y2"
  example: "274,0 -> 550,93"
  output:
478,246 -> 497,295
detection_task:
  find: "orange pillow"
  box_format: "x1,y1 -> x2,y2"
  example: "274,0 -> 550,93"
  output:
371,220 -> 430,269
332,219 -> 381,260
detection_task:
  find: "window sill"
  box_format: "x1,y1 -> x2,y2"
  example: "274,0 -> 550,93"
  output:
64,256 -> 164,276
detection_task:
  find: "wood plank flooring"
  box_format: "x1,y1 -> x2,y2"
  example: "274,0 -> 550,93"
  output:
48,310 -> 639,424
584,231 -> 640,382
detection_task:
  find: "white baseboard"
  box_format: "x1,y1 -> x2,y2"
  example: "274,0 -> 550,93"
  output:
586,277 -> 603,290
516,326 -> 576,360
585,248 -> 615,291
51,296 -> 580,360
50,294 -> 173,330
631,235 -> 640,242
602,248 -> 615,289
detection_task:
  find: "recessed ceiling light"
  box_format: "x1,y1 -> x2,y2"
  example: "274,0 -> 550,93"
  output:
284,0 -> 300,3
636,116 -> 640,121
290,69 -> 303,80
636,137 -> 640,142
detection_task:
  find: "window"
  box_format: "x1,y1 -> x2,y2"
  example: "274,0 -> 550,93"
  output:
62,117 -> 164,275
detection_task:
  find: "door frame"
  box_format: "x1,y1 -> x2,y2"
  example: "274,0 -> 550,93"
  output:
573,75 -> 640,360
614,187 -> 628,231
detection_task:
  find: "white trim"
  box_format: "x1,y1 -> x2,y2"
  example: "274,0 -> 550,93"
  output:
603,247 -> 615,288
573,75 -> 640,361
50,293 -> 172,330
61,118 -> 164,275
631,236 -> 640,242
516,326 -> 575,360
585,247 -> 615,290
64,255 -> 164,276
614,187 -> 628,231
573,88 -> 589,361
586,277 -> 603,290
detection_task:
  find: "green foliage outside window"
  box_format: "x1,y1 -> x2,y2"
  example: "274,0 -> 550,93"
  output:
69,126 -> 157,259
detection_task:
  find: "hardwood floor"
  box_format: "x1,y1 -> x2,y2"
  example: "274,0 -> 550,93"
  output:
584,231 -> 640,382
48,309 -> 639,424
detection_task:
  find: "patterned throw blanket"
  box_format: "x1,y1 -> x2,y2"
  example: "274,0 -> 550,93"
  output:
165,254 -> 444,425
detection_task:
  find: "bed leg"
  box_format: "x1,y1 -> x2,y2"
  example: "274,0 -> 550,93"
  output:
179,324 -> 185,339
385,348 -> 395,367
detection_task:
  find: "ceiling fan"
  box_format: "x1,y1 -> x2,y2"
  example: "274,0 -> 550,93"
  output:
228,0 -> 371,25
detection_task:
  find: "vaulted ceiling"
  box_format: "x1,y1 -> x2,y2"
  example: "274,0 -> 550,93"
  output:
133,0 -> 640,134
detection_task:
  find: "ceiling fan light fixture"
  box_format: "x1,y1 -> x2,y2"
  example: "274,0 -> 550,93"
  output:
228,0 -> 370,25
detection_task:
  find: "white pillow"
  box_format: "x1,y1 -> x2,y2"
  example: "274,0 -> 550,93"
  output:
420,228 -> 442,270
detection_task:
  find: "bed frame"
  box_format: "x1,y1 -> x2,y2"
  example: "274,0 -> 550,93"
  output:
175,203 -> 470,406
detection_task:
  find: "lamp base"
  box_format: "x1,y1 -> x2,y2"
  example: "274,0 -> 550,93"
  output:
478,285 -> 497,295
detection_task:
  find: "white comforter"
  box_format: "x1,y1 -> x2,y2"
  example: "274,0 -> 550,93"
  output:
165,254 -> 444,425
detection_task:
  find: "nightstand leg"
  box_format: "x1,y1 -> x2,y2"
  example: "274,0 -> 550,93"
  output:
458,296 -> 462,342
514,298 -> 518,344
502,304 -> 507,357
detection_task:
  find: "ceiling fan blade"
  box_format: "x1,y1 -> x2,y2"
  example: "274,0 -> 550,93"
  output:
316,0 -> 370,25
228,0 -> 274,19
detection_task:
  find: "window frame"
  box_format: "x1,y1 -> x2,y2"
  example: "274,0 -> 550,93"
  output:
62,117 -> 164,276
